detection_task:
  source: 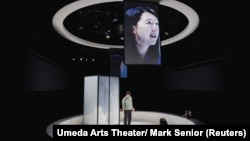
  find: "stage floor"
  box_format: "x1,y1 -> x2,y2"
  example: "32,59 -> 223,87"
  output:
46,111 -> 197,138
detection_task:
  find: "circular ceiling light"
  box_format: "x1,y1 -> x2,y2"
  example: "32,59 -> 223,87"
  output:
52,0 -> 199,49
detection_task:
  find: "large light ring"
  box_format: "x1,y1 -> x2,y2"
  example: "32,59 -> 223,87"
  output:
52,0 -> 199,49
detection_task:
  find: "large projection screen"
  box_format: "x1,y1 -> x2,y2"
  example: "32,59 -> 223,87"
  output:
124,1 -> 161,65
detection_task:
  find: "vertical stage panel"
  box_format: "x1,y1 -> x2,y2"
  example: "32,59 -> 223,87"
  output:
109,76 -> 119,125
83,76 -> 98,124
98,76 -> 109,124
84,75 -> 119,125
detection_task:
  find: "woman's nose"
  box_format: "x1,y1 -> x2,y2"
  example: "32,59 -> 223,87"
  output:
152,24 -> 158,30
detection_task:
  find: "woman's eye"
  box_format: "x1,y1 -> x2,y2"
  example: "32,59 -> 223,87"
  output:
146,21 -> 153,25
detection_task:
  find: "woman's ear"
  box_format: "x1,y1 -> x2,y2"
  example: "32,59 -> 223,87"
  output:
132,25 -> 137,34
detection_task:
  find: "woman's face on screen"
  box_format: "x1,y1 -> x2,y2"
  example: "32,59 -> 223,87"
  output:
133,12 -> 159,47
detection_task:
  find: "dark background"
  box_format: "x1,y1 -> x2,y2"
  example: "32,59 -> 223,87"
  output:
2,0 -> 250,140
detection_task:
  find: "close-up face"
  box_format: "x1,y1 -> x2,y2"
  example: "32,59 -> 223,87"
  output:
133,12 -> 159,47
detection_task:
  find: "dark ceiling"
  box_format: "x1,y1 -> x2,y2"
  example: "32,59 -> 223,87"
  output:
63,1 -> 188,45
2,0 -> 249,74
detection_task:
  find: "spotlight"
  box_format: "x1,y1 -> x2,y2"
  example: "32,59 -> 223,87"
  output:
105,31 -> 111,39
106,35 -> 110,39
78,26 -> 84,30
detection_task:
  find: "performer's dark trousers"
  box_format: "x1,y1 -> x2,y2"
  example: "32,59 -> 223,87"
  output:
124,110 -> 132,125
